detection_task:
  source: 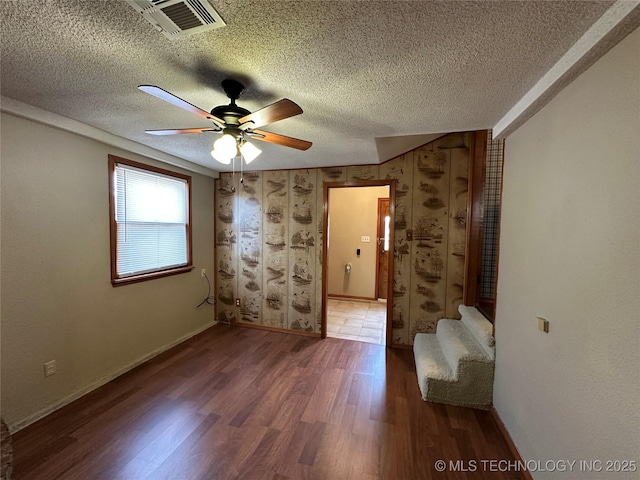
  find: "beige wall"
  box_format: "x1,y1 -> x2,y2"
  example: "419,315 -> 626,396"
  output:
494,27 -> 639,479
0,113 -> 216,431
327,186 -> 389,298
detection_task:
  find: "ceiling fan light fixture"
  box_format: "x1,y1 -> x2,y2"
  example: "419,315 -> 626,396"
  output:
214,133 -> 237,154
211,133 -> 237,164
210,148 -> 232,164
240,141 -> 261,164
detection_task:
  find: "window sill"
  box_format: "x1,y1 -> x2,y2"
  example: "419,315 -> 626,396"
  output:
111,265 -> 194,287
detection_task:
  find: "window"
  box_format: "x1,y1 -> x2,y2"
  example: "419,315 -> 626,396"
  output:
108,155 -> 192,286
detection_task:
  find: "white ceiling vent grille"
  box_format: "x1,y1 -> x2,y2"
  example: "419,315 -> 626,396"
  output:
126,0 -> 226,40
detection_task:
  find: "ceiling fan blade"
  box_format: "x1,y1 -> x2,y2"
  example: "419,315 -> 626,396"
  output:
249,129 -> 312,151
239,99 -> 303,129
138,85 -> 225,125
145,127 -> 221,135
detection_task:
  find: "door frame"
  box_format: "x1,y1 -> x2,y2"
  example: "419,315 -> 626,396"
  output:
321,179 -> 396,346
375,197 -> 390,300
463,130 -> 486,308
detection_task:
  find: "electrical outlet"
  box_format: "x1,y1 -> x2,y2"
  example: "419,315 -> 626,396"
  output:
235,298 -> 241,307
44,360 -> 56,377
201,269 -> 206,277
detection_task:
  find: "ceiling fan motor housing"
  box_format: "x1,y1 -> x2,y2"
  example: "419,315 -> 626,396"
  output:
211,104 -> 251,126
221,79 -> 245,100
211,79 -> 251,127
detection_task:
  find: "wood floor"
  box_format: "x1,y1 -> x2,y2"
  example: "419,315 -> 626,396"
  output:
12,325 -> 524,480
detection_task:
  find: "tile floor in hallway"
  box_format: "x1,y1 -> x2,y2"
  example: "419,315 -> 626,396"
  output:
326,298 -> 387,345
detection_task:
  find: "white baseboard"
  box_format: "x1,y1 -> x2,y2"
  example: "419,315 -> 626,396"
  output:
7,320 -> 218,433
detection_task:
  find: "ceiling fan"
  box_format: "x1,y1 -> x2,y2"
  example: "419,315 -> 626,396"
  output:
138,79 -> 312,165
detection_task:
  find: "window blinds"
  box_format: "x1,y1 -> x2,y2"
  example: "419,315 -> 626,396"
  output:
115,163 -> 188,277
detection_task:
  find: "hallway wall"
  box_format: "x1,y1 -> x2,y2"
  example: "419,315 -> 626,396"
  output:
494,27 -> 639,479
327,186 -> 389,299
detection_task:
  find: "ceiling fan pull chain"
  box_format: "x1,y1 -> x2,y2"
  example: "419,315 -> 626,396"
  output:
231,156 -> 236,191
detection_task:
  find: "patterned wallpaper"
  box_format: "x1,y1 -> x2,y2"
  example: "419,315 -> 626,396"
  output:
215,132 -> 471,345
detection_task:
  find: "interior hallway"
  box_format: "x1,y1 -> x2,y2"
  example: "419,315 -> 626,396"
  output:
326,298 -> 387,345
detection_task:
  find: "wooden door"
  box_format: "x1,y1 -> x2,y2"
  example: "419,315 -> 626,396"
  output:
376,198 -> 390,299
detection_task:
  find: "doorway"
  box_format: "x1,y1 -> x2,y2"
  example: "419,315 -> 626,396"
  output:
321,180 -> 395,345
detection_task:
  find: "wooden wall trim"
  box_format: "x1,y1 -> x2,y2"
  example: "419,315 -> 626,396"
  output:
321,182 -> 330,339
463,131 -> 488,306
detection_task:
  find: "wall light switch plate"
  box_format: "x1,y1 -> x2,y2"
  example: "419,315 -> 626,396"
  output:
537,317 -> 549,333
361,235 -> 371,243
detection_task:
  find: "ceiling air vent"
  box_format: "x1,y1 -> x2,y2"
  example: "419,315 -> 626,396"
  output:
126,0 -> 226,40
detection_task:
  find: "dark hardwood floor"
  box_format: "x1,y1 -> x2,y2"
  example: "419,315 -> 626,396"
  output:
12,325 -> 524,479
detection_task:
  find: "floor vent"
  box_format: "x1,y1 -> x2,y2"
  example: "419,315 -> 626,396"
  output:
126,0 -> 226,40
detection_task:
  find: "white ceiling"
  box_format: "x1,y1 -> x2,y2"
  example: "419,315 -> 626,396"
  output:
0,0 -> 629,174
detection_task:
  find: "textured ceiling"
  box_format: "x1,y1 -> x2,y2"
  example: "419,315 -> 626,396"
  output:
0,0 -> 615,172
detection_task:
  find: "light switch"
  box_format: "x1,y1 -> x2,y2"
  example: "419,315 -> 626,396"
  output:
537,317 -> 549,333
361,235 -> 371,243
